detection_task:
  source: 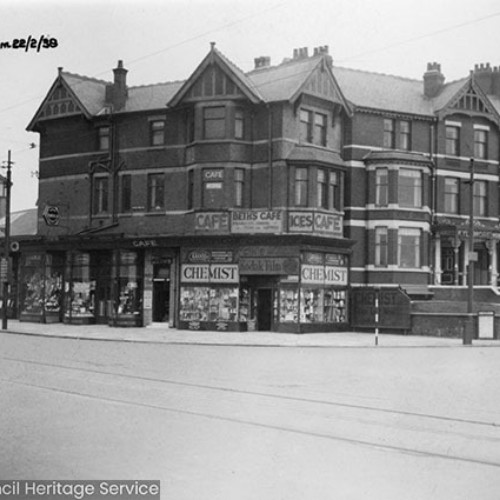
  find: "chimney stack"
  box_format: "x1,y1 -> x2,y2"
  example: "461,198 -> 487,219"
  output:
106,60 -> 128,111
293,47 -> 309,60
472,62 -> 495,95
423,62 -> 445,98
254,56 -> 271,70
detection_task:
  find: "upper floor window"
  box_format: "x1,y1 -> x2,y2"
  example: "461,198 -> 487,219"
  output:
98,126 -> 110,151
398,227 -> 421,268
234,168 -> 245,207
300,109 -> 328,146
121,174 -> 132,213
383,119 -> 395,149
93,176 -> 109,214
203,106 -> 226,139
150,120 -> 165,146
398,168 -> 422,208
187,170 -> 194,210
473,180 -> 487,216
317,169 -> 340,210
400,120 -> 411,150
294,167 -> 308,207
375,168 -> 388,207
235,108 -> 244,139
445,125 -> 460,156
444,177 -> 459,214
474,129 -> 488,160
147,173 -> 165,211
314,113 -> 327,146
375,227 -> 388,267
300,110 -> 313,143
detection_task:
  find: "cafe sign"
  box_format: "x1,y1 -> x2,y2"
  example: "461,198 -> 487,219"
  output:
288,211 -> 343,236
231,210 -> 284,234
194,212 -> 230,233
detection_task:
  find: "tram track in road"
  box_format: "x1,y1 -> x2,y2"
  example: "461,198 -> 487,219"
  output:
2,353 -> 500,471
1,354 -> 499,429
2,373 -> 500,470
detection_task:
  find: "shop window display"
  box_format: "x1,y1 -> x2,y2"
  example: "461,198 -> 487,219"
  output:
116,251 -> 142,320
300,288 -> 325,323
180,286 -> 239,322
65,252 -> 95,321
279,288 -> 299,322
324,289 -> 347,323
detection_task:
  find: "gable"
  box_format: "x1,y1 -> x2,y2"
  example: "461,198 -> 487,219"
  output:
185,64 -> 245,100
37,80 -> 85,120
450,83 -> 492,114
302,61 -> 343,103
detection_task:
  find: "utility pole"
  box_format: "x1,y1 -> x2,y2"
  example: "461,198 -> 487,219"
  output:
465,158 -> 475,345
1,150 -> 12,330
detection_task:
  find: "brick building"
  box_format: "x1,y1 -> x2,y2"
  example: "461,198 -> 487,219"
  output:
22,44 -> 500,334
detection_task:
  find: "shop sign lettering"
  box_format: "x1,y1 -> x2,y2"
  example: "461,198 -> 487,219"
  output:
231,210 -> 284,234
301,265 -> 348,285
239,257 -> 300,275
203,169 -> 224,181
133,239 -> 159,248
194,212 -> 230,233
185,249 -> 233,263
288,211 -> 343,236
181,264 -> 239,283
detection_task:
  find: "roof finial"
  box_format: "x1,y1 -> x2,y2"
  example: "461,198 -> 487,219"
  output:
210,41 -> 216,50
58,67 -> 63,76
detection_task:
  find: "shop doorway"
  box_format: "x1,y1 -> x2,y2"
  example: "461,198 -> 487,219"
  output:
256,288 -> 272,331
153,264 -> 170,322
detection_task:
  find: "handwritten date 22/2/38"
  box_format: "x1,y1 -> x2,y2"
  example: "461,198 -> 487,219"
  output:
0,35 -> 58,52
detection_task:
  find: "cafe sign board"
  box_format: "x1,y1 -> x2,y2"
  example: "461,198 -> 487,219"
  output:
231,210 -> 284,234
194,212 -> 230,233
288,211 -> 343,237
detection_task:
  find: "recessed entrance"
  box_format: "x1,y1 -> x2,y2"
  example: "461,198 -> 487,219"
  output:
153,264 -> 170,322
256,288 -> 272,331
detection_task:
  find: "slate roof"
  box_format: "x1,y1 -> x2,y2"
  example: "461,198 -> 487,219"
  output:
0,208 -> 38,237
30,48 -> 491,124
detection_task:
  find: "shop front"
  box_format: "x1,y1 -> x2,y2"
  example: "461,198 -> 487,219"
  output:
178,244 -> 350,333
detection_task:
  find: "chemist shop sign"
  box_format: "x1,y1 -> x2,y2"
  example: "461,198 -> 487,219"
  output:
301,264 -> 348,286
181,264 -> 239,283
231,209 -> 284,234
288,211 -> 343,236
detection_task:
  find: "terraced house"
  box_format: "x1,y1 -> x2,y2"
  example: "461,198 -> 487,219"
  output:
21,44 -> 500,335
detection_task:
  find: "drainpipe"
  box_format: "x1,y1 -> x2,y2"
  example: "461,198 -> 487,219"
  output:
267,103 -> 273,209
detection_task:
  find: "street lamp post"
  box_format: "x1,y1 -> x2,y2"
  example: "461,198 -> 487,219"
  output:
1,150 -> 12,330
465,158 -> 475,345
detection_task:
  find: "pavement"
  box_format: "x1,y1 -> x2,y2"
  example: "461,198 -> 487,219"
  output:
1,319 -> 499,347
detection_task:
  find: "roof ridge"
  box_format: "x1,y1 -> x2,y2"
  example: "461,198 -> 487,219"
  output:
129,79 -> 186,90
246,54 -> 321,76
62,71 -> 110,85
333,65 -> 423,83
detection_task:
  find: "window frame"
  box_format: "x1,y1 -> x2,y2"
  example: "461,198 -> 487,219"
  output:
203,106 -> 226,140
121,174 -> 132,213
375,168 -> 389,207
234,108 -> 244,140
383,119 -> 395,149
234,168 -> 245,207
93,176 -> 109,214
375,226 -> 388,267
294,167 -> 309,207
474,129 -> 488,160
398,227 -> 421,269
300,109 -> 313,144
399,120 -> 411,151
147,173 -> 165,211
445,125 -> 460,156
150,120 -> 166,146
98,126 -> 110,151
473,180 -> 487,217
444,177 -> 459,214
314,112 -> 327,147
398,168 -> 422,208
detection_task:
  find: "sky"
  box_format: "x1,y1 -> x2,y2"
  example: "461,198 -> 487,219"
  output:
1,0 -> 500,212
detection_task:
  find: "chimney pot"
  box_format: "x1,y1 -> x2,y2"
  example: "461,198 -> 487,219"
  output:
423,62 -> 445,98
